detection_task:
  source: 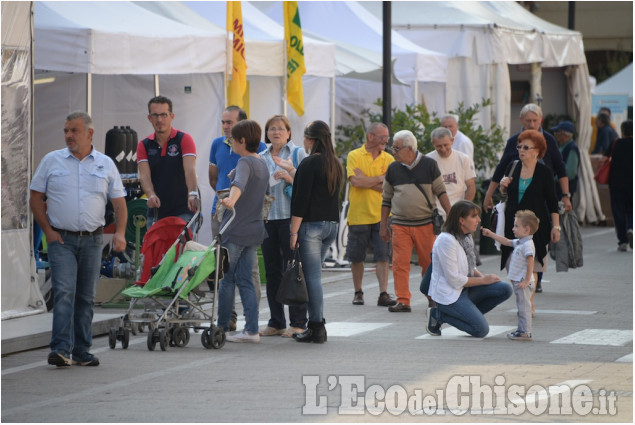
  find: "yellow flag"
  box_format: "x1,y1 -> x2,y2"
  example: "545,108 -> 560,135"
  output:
227,1 -> 247,107
283,1 -> 306,116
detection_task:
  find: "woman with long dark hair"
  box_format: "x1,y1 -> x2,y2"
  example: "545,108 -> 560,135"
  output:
289,120 -> 344,343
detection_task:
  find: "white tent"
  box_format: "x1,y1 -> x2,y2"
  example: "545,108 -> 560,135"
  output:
143,0 -> 337,149
361,1 -> 603,223
33,1 -> 229,244
594,63 -> 633,105
253,1 -> 449,127
2,2 -> 46,319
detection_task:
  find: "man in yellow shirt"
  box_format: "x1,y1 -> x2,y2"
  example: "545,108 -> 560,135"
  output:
346,123 -> 396,306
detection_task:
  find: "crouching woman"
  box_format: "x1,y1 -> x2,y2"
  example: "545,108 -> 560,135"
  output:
426,201 -> 512,337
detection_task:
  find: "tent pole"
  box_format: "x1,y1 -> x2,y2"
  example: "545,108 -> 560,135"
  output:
530,63 -> 542,106
283,39 -> 288,117
86,73 -> 92,116
154,75 -> 159,95
414,79 -> 419,106
331,76 -> 336,145
382,1 -> 391,132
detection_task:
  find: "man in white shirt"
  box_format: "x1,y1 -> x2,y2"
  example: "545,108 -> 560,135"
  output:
441,114 -> 474,161
426,127 -> 476,219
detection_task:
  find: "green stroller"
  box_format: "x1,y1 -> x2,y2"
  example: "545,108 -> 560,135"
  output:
109,209 -> 233,351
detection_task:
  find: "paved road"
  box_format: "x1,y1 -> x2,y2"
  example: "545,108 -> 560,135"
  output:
2,227 -> 632,422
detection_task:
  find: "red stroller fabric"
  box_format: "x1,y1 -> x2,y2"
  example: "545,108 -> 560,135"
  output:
136,217 -> 192,286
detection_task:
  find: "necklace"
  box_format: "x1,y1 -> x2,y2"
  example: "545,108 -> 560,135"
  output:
519,177 -> 531,190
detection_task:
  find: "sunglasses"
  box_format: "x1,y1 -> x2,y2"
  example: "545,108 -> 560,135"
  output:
516,145 -> 536,151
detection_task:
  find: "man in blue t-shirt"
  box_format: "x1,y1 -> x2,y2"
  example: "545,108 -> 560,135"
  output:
208,106 -> 267,236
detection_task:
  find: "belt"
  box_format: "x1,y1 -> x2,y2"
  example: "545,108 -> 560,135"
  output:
52,226 -> 104,237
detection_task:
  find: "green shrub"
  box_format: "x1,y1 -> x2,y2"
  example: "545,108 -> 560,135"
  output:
335,99 -> 506,175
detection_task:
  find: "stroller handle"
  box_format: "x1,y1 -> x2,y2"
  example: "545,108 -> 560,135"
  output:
216,206 -> 237,240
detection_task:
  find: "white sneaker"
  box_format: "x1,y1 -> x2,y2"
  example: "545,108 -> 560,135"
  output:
226,330 -> 260,343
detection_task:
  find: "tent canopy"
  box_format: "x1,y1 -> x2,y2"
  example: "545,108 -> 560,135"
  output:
34,1 -> 226,74
253,1 -> 448,83
362,1 -> 586,67
181,1 -> 336,78
594,63 -> 633,105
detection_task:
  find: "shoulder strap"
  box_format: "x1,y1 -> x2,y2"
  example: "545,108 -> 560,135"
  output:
508,160 -> 519,177
291,145 -> 299,168
403,166 -> 433,209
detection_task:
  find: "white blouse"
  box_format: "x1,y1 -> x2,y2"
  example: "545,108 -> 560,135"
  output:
428,232 -> 470,305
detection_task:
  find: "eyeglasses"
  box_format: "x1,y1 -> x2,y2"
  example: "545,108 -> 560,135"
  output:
517,145 -> 536,151
392,145 -> 406,152
149,112 -> 170,119
372,133 -> 390,142
268,127 -> 288,133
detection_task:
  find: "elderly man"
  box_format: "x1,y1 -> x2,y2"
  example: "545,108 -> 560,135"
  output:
346,122 -> 396,307
426,127 -> 476,218
441,114 -> 474,160
483,103 -> 571,213
31,112 -> 127,367
380,130 -> 451,312
551,121 -> 580,201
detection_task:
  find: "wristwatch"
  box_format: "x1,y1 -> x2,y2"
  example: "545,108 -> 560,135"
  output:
188,191 -> 199,198
562,193 -> 571,198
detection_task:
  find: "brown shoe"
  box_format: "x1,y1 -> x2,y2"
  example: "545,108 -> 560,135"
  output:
259,326 -> 285,336
352,290 -> 364,305
388,302 -> 411,312
377,292 -> 397,307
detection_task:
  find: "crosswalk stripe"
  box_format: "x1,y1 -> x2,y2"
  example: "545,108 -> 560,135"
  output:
325,322 -> 391,337
507,309 -> 597,315
615,353 -> 633,363
550,329 -> 633,346
416,325 -> 516,340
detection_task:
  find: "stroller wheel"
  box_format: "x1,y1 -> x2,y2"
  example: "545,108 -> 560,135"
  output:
108,328 -> 117,349
201,327 -> 212,349
159,329 -> 169,351
208,326 -> 225,349
122,328 -> 130,349
173,326 -> 190,347
147,329 -> 157,351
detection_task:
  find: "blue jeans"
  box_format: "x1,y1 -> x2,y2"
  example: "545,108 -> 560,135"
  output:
434,281 -> 512,337
47,233 -> 103,356
298,221 -> 337,323
262,219 -> 307,329
217,242 -> 259,334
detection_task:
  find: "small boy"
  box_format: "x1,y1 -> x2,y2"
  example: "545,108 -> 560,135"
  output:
481,210 -> 539,341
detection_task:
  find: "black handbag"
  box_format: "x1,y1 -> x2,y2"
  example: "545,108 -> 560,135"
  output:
276,246 -> 308,305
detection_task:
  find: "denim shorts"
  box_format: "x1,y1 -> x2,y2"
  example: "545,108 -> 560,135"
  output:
345,223 -> 389,263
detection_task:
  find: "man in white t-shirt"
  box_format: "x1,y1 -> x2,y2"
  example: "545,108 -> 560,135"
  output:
441,114 -> 474,161
426,127 -> 476,219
